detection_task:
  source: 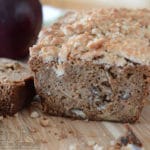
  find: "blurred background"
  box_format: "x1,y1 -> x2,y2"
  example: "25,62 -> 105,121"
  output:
41,0 -> 150,9
40,0 -> 150,26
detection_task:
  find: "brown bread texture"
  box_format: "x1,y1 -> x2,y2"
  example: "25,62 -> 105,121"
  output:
29,9 -> 150,123
0,58 -> 35,116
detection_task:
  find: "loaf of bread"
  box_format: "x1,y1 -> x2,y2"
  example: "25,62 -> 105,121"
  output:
29,9 -> 150,123
0,58 -> 35,116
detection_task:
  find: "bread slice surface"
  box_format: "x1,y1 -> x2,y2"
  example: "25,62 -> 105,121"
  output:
0,58 -> 35,116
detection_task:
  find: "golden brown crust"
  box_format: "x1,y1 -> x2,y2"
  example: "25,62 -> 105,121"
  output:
30,9 -> 150,66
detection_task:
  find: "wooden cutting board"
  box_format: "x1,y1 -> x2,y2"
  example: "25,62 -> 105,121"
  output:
0,101 -> 150,150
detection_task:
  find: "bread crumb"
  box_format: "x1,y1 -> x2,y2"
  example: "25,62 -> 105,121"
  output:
84,119 -> 89,122
93,144 -> 103,150
30,111 -> 40,118
58,132 -> 68,140
87,140 -> 96,146
69,144 -> 76,150
110,140 -> 115,146
54,132 -> 58,135
28,127 -> 37,133
60,120 -> 64,124
68,130 -> 74,134
25,135 -> 34,143
40,117 -> 49,127
41,139 -> 48,143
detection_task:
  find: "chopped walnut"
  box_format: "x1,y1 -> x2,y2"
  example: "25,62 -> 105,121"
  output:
32,9 -> 150,66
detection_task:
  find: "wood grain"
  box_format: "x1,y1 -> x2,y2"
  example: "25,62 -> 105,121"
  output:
0,102 -> 150,150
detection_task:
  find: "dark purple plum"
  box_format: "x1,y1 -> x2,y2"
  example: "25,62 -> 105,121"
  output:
0,0 -> 42,59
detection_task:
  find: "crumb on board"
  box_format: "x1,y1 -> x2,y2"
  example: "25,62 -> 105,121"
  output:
40,117 -> 49,127
84,119 -> 89,122
54,132 -> 58,136
69,144 -> 76,150
60,120 -> 64,124
93,144 -> 103,150
87,140 -> 96,146
110,140 -> 115,146
68,130 -> 74,135
41,139 -> 48,143
58,132 -> 68,140
30,111 -> 40,118
28,126 -> 37,133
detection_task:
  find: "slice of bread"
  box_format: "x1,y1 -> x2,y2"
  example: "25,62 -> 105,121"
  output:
0,58 -> 35,116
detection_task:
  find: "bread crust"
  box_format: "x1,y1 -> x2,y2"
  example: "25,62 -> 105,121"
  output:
31,9 -> 150,65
